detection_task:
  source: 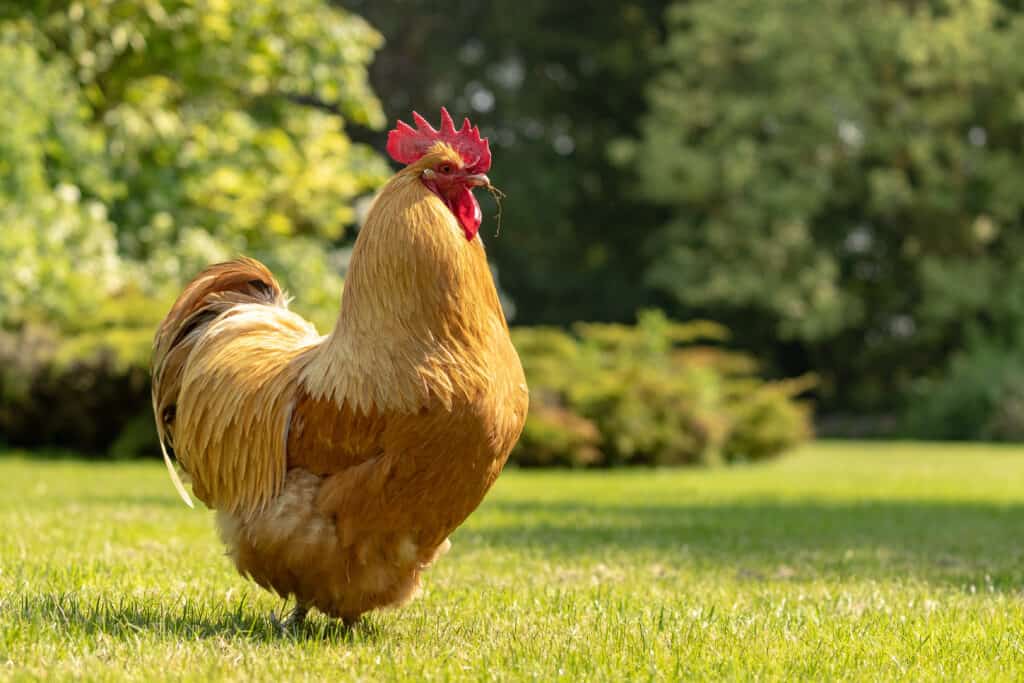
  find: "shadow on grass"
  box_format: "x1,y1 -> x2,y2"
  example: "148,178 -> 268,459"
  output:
467,499 -> 1024,588
10,592 -> 379,644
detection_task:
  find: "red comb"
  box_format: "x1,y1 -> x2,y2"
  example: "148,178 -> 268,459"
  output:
386,107 -> 491,174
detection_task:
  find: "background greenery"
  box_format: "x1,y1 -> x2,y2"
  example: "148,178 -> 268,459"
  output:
5,0 -> 1024,457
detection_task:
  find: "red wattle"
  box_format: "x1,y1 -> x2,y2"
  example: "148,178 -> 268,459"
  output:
450,185 -> 482,240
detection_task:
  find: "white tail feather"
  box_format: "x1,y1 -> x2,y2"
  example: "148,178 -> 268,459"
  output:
160,439 -> 194,508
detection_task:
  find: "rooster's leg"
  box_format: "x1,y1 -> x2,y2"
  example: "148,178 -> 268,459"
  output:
271,603 -> 309,634
282,603 -> 309,629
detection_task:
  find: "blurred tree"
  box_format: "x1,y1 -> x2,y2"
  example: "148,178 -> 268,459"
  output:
631,0 -> 1024,412
1,0 -> 390,330
337,0 -> 670,323
0,23 -> 124,329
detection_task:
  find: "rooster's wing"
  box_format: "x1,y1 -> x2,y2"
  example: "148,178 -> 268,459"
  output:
171,304 -> 320,518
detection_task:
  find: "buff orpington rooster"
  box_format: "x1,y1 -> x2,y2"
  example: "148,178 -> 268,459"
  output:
151,109 -> 528,628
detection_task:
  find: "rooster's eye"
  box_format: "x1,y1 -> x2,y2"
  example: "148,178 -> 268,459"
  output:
438,163 -> 453,174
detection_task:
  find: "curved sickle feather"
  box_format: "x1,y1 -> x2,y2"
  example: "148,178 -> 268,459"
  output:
161,439 -> 195,508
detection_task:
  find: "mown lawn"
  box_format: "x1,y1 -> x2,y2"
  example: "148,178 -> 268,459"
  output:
2,442 -> 1024,681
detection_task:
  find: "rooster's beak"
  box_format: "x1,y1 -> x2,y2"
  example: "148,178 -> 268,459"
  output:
464,173 -> 490,188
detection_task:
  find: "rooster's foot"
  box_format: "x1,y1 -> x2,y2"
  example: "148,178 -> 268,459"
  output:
270,603 -> 309,635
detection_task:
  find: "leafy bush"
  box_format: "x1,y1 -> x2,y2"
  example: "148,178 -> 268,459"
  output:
0,322 -> 153,455
904,339 -> 1024,441
511,311 -> 813,467
0,287 -> 165,455
0,24 -> 125,330
723,377 -> 816,463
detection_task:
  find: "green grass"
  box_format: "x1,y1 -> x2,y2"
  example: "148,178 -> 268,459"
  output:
3,442 -> 1024,681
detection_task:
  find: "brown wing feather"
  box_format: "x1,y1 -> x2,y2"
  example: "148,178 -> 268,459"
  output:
286,392 -> 388,475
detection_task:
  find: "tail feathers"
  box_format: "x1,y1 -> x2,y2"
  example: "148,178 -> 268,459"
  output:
152,257 -> 286,506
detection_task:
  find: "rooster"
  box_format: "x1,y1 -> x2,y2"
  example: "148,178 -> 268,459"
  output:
151,109 -> 528,628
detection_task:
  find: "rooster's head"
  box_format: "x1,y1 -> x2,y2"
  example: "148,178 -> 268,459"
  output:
386,108 -> 492,240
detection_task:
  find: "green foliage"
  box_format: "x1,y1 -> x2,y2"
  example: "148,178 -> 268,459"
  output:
0,0 -> 392,452
0,189 -> 128,329
905,338 -> 1024,441
0,25 -> 124,329
0,324 -> 153,454
1,0 -> 389,333
632,0 -> 1024,413
724,377 -> 817,462
512,311 -> 812,467
0,23 -> 111,199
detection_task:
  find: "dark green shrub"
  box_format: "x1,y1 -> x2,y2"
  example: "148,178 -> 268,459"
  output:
0,294 -> 161,457
904,341 -> 1024,441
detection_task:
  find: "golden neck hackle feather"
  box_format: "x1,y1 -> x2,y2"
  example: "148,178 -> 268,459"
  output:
301,143 -> 508,414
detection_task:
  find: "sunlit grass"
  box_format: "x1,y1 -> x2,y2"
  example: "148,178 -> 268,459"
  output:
3,442 -> 1024,680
